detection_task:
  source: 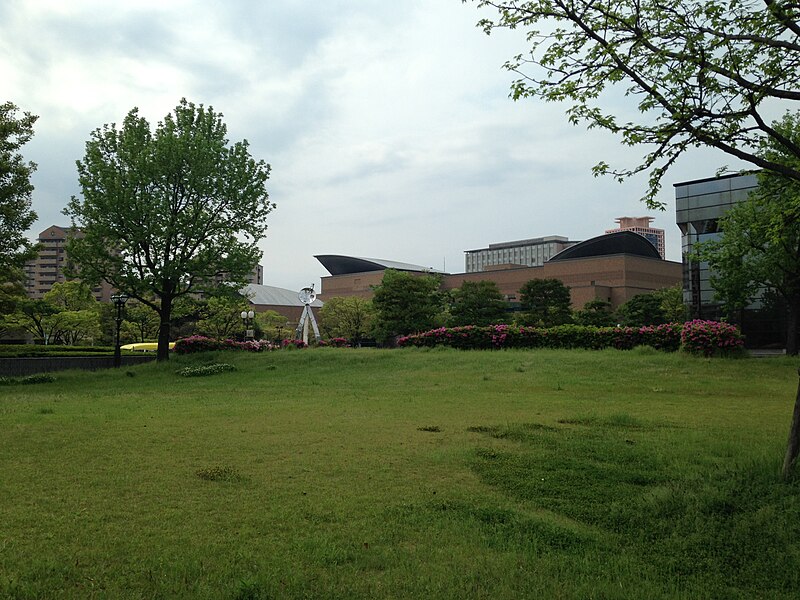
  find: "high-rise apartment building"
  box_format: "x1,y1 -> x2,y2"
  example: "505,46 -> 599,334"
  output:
23,225 -> 113,301
464,235 -> 577,273
605,217 -> 665,259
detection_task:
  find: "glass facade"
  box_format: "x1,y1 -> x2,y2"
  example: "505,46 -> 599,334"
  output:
675,173 -> 784,347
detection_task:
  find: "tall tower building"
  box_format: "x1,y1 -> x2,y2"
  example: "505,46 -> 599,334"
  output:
605,217 -> 665,259
24,225 -> 113,301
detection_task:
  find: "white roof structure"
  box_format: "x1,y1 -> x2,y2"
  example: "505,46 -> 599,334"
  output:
242,283 -> 323,307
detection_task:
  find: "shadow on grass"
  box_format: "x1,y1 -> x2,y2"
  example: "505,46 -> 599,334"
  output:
465,419 -> 800,597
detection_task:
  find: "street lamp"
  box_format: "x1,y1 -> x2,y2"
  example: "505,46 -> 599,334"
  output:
241,309 -> 255,341
111,293 -> 129,368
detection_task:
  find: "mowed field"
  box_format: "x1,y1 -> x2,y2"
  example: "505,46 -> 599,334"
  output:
1,347 -> 799,599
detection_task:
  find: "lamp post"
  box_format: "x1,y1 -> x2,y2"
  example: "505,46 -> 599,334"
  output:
241,309 -> 255,341
111,293 -> 129,368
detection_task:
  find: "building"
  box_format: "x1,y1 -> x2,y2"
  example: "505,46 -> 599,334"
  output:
24,225 -> 113,301
317,232 -> 681,311
464,235 -> 577,273
242,283 -> 323,323
674,172 -> 782,347
605,216 -> 665,259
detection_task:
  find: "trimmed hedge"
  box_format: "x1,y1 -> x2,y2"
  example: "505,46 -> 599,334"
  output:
0,345 -> 115,358
398,321 -> 742,356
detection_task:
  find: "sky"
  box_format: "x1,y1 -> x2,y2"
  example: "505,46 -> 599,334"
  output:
2,0 -> 751,293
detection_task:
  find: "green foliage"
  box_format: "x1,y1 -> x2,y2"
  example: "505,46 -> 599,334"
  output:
0,101 -> 39,285
655,284 -> 688,323
319,296 -> 375,345
448,280 -> 508,327
177,363 -> 237,377
470,1 -> 800,207
573,299 -> 615,327
0,373 -> 56,386
4,282 -> 101,345
616,292 -> 667,327
64,98 -> 274,360
196,296 -> 250,341
122,301 -> 160,343
371,270 -> 444,344
256,309 -> 292,343
518,278 -> 572,327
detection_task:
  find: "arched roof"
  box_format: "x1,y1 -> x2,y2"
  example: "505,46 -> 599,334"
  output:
242,284 -> 323,307
548,231 -> 661,262
315,255 -> 444,276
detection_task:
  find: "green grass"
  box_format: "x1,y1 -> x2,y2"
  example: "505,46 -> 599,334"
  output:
1,348 -> 799,599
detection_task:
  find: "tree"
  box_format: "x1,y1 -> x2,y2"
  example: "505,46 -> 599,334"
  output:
656,285 -> 688,324
319,296 -> 375,346
469,1 -> 800,207
518,278 -> 571,326
122,302 -> 160,343
257,310 -> 292,343
574,299 -> 615,327
372,270 -> 444,344
448,280 -> 508,327
64,99 -> 274,361
196,296 -> 249,340
1,101 -> 39,283
615,292 -> 667,327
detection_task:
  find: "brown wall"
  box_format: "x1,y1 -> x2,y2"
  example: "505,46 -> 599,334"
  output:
319,255 -> 681,310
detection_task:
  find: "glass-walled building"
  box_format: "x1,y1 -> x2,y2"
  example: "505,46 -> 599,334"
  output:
675,172 -> 783,347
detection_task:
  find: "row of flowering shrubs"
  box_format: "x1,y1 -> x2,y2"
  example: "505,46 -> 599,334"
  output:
397,320 -> 744,356
173,336 -> 315,354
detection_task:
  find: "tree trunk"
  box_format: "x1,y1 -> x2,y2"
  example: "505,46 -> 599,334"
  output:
787,299 -> 799,356
782,369 -> 800,480
157,295 -> 173,362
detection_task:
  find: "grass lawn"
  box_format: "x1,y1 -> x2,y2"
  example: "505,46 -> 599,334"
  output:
1,347 -> 799,599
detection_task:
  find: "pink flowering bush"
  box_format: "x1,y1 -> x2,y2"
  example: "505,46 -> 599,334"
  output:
681,320 -> 745,356
281,338 -> 307,349
174,336 -> 275,354
319,337 -> 349,348
397,321 -> 728,354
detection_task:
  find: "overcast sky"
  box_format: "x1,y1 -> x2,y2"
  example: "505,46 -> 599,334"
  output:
2,0 -> 751,292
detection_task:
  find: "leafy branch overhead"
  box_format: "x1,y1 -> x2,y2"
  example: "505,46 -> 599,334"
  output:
470,0 -> 800,207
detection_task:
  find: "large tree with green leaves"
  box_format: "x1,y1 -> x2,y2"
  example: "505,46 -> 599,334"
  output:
65,99 -> 274,360
468,0 -> 800,206
319,296 -> 375,346
1,101 -> 39,286
372,270 -> 444,344
448,280 -> 508,327
518,278 -> 572,326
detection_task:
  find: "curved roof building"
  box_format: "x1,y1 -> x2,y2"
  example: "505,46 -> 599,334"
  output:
549,231 -> 661,262
315,255 -> 445,276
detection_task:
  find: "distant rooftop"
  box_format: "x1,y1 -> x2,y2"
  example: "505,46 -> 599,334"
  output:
315,255 -> 445,276
242,283 -> 323,307
466,235 -> 572,253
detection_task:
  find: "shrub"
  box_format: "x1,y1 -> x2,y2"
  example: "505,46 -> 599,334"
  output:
174,336 -> 275,354
0,374 -> 57,385
176,363 -> 237,377
680,320 -> 745,357
398,321 -> 689,354
319,337 -> 349,348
